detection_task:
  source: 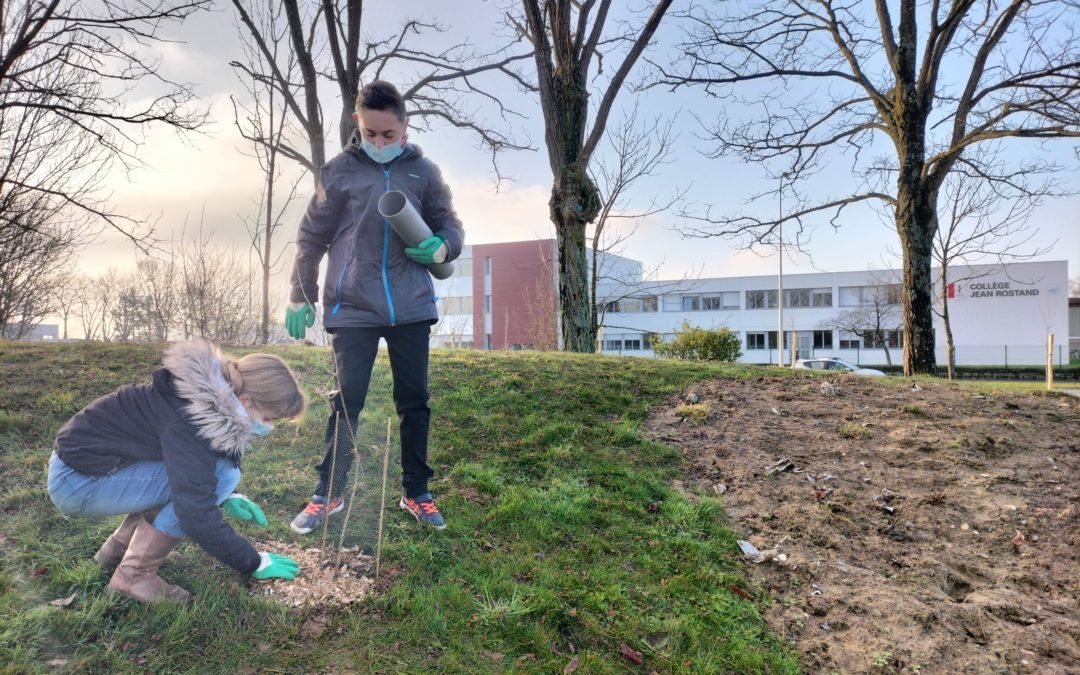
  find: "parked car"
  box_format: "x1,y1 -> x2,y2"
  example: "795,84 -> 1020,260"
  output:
794,357 -> 885,376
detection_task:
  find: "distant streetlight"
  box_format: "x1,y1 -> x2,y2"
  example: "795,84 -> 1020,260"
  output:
777,172 -> 793,367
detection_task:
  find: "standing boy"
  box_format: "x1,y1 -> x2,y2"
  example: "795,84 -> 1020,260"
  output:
285,80 -> 463,533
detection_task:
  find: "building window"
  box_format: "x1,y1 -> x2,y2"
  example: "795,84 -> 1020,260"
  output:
621,297 -> 643,313
864,330 -> 902,349
604,339 -> 621,351
484,295 -> 491,313
485,333 -> 492,350
642,295 -> 658,312
746,290 -> 778,309
839,331 -> 860,349
702,295 -> 722,310
442,296 -> 472,315
681,295 -> 701,311
812,288 -> 832,307
454,258 -> 473,278
624,338 -> 641,350
813,330 -> 833,349
746,332 -> 766,350
483,257 -> 491,275
838,286 -> 863,307
784,288 -> 811,308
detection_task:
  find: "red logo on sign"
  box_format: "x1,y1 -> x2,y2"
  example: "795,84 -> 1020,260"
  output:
947,283 -> 955,299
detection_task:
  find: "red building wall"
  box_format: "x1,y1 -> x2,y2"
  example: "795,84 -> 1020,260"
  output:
471,240 -> 557,349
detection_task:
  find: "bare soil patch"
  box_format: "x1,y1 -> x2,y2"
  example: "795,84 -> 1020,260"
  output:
646,375 -> 1080,674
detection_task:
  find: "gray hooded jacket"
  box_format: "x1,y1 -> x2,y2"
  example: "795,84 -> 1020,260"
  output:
289,133 -> 465,328
54,340 -> 261,574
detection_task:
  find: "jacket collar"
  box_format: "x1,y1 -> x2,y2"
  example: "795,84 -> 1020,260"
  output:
160,339 -> 251,459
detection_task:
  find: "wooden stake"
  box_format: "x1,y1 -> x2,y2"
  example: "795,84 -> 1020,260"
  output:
375,417 -> 392,580
1047,334 -> 1054,391
318,412 -> 340,570
790,331 -> 797,367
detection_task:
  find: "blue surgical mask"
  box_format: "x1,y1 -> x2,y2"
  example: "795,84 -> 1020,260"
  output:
251,419 -> 274,437
361,138 -> 403,164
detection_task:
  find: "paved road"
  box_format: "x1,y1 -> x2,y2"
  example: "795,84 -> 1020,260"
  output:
1062,388 -> 1080,398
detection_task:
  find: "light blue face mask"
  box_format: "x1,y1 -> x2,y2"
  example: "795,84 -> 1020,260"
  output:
361,138 -> 404,164
251,418 -> 274,437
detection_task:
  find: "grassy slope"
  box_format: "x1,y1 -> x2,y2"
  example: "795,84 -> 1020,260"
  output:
0,341 -> 799,674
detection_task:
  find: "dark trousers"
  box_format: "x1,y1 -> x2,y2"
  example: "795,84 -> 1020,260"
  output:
314,321 -> 433,500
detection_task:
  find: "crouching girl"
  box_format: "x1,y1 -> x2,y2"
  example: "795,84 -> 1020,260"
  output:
47,339 -> 304,603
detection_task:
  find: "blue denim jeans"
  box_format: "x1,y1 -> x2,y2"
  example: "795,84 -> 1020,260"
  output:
47,452 -> 240,538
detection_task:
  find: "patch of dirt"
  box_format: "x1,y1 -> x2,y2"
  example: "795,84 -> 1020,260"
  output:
253,541 -> 375,608
646,376 -> 1080,674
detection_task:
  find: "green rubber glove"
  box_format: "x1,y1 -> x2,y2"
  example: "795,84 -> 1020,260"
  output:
404,235 -> 448,264
222,493 -> 268,527
285,302 -> 316,339
252,552 -> 300,580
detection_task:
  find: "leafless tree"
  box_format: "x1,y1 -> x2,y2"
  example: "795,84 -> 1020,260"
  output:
831,283 -> 904,366
134,253 -> 180,343
0,0 -> 211,246
0,206 -> 71,338
229,0 -> 533,182
513,0 -> 676,352
932,145 -> 1059,378
519,265 -> 559,351
589,106 -> 687,339
231,2 -> 305,344
657,0 -> 1080,374
50,270 -> 79,340
176,223 -> 255,343
432,307 -> 472,349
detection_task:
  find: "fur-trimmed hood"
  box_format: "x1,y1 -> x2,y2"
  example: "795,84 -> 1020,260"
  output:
161,338 -> 251,459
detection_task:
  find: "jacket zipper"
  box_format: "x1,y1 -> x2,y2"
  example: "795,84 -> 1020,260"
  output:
331,261 -> 348,315
381,167 -> 397,326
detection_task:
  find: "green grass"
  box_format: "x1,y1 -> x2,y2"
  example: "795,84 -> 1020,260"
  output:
0,341 -> 800,674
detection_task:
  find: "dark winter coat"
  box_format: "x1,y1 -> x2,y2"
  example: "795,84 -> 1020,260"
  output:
54,340 -> 261,574
288,133 -> 465,328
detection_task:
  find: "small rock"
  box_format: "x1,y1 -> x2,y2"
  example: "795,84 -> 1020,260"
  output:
960,523 -> 970,531
685,392 -> 700,404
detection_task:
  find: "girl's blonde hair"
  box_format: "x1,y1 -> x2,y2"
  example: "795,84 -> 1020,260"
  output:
222,353 -> 306,420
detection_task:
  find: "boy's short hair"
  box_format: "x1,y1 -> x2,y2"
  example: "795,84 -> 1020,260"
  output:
356,80 -> 406,123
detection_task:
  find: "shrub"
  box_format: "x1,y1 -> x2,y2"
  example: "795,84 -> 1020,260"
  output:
652,321 -> 743,362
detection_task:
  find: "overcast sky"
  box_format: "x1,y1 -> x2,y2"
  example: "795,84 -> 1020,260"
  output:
76,1 -> 1079,299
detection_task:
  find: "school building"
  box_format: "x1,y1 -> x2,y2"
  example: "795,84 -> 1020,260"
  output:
431,242 -> 1070,367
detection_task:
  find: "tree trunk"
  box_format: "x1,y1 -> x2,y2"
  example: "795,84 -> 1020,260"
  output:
940,265 -> 955,380
895,174 -> 938,375
551,165 -> 600,352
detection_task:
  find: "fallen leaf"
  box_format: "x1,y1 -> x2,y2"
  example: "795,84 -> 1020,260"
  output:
257,642 -> 271,653
300,614 -> 329,640
621,641 -> 644,665
150,634 -> 161,643
563,656 -> 580,674
607,609 -> 617,618
132,655 -> 148,666
49,592 -> 77,608
1011,530 -> 1026,547
46,658 -> 67,667
648,502 -> 660,512
32,566 -> 48,578
727,585 -> 752,600
569,608 -> 577,617
484,651 -> 503,661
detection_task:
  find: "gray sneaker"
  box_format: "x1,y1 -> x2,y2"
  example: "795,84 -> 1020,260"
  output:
289,496 -> 344,534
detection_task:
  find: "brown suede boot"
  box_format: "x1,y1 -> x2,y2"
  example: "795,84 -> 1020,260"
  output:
107,519 -> 192,603
93,513 -> 143,571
